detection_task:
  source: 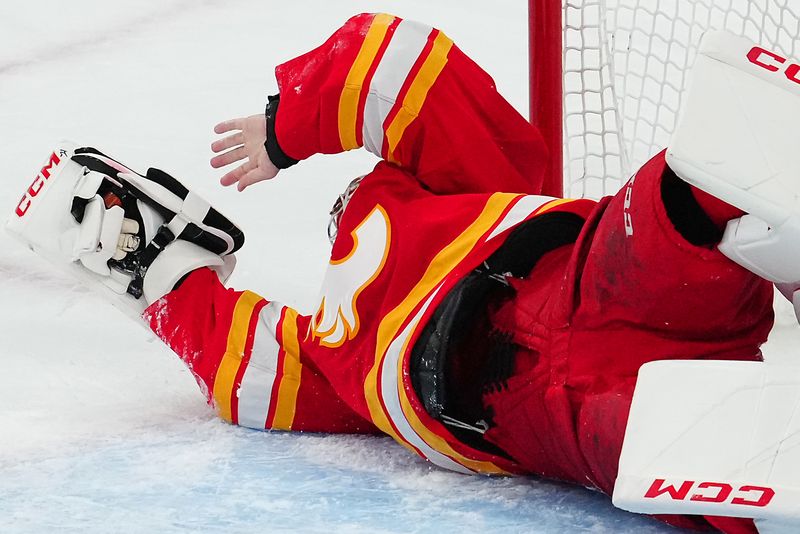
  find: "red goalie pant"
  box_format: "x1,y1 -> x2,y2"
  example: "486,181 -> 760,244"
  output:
483,153 -> 774,533
145,154 -> 774,533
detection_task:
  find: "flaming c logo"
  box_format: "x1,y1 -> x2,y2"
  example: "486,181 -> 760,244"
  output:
312,205 -> 390,348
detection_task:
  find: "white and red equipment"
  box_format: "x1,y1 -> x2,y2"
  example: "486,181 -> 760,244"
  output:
5,142 -> 240,318
603,27 -> 800,530
614,360 -> 800,525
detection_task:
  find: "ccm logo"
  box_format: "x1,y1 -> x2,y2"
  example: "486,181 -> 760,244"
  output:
748,46 -> 800,85
15,151 -> 61,217
645,478 -> 775,508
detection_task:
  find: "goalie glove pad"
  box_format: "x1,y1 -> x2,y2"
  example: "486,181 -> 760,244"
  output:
6,141 -> 243,316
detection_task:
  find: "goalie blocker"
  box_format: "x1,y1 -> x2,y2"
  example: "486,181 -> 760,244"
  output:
6,142 -> 243,316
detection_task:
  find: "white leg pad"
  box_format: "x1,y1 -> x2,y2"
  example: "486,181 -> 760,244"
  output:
613,360 -> 800,522
6,142 -> 238,318
667,31 -> 800,229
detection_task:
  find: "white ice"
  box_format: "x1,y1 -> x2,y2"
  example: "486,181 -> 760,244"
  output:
0,1 -> 796,532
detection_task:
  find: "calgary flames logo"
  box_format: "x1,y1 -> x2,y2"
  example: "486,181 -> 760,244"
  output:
312,205 -> 390,348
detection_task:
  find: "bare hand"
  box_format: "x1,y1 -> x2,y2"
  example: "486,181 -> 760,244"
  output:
211,115 -> 279,191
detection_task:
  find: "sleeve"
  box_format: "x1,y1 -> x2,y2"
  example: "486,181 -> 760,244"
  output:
270,13 -> 548,196
145,267 -> 379,434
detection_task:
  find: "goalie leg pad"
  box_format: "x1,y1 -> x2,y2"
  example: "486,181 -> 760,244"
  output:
666,31 -> 800,287
70,147 -> 244,256
613,360 -> 800,522
6,142 -> 242,316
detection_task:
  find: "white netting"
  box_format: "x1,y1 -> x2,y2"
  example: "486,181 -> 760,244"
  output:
563,0 -> 800,199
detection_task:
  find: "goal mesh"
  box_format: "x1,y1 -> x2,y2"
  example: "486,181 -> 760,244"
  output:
562,0 -> 800,199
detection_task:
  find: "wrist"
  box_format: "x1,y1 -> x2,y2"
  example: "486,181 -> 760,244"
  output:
264,94 -> 299,169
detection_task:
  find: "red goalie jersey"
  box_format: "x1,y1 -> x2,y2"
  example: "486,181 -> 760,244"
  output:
146,13 -> 773,533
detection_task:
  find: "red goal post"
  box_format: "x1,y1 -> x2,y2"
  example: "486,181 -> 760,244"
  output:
529,0 -> 800,200
529,0 -> 564,198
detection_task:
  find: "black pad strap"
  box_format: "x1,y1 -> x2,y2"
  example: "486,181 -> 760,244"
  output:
126,226 -> 176,299
72,149 -> 245,256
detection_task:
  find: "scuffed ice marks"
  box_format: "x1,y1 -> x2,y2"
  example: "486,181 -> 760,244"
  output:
4,423 -> 675,533
288,433 -> 672,533
0,0 -> 219,76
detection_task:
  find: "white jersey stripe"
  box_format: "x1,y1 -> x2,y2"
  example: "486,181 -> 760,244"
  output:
236,302 -> 284,429
487,196 -> 557,241
379,286 -> 474,474
362,20 -> 433,156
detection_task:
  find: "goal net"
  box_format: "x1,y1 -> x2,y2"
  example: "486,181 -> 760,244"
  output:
532,0 -> 800,199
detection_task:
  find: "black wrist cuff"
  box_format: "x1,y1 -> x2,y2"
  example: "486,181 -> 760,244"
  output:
264,94 -> 299,169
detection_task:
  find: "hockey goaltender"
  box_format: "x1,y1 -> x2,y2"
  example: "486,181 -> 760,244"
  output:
9,13 -> 800,534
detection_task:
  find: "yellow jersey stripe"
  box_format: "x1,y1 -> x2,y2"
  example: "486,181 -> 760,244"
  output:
271,308 -> 303,430
338,13 -> 395,150
213,291 -> 263,423
395,346 -> 509,475
388,197 -> 576,473
364,193 -> 521,443
535,198 -> 575,214
385,31 -> 454,163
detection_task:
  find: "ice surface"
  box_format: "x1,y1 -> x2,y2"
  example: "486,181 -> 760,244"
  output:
0,1 -> 796,532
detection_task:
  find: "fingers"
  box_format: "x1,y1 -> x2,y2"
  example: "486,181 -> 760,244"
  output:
210,146 -> 246,169
211,132 -> 244,153
220,160 -> 255,187
237,169 -> 266,192
220,165 -> 274,192
213,118 -> 244,135
212,115 -> 276,192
